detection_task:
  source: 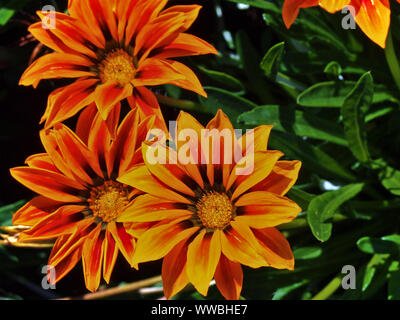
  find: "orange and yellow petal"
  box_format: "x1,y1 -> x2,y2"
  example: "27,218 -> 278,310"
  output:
162,239 -> 190,299
234,191 -> 302,228
214,254 -> 243,300
186,229 -> 222,296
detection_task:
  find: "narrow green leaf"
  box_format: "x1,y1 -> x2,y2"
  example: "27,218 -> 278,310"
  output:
197,66 -> 244,92
342,72 -> 373,163
308,183 -> 364,242
269,131 -> 356,182
224,0 -> 281,12
293,247 -> 322,260
389,268 -> 400,300
260,42 -> 284,79
324,61 -> 342,78
357,237 -> 399,255
0,200 -> 25,226
199,87 -> 257,123
297,81 -> 396,107
380,166 -> 400,196
237,105 -> 347,146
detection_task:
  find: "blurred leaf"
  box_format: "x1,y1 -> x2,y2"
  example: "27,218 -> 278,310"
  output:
237,105 -> 347,146
388,267 -> 400,300
324,61 -> 342,79
272,280 -> 308,300
357,235 -> 400,255
197,66 -> 244,93
297,81 -> 397,107
224,0 -> 281,12
342,72 -> 373,163
0,0 -> 32,26
380,165 -> 400,196
199,87 -> 256,123
260,41 -> 284,79
269,131 -> 356,182
293,247 -> 322,260
0,200 -> 25,226
236,30 -> 273,103
308,183 -> 364,242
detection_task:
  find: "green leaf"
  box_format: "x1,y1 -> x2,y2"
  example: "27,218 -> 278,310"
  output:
224,0 -> 281,12
357,237 -> 399,255
0,7 -> 15,26
272,280 -> 309,300
197,66 -> 244,93
0,200 -> 25,226
199,87 -> 257,123
324,61 -> 342,78
380,166 -> 400,196
237,105 -> 347,146
342,72 -> 373,163
389,268 -> 400,300
297,81 -> 396,107
293,247 -> 322,260
236,30 -> 272,103
269,131 -> 356,182
260,42 -> 284,79
307,183 -> 364,242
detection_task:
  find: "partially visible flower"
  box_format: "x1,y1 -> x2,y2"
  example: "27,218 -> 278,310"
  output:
10,105 -> 156,292
282,0 -> 393,48
20,0 -> 217,130
118,110 -> 302,300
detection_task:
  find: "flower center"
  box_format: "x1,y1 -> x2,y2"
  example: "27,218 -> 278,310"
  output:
88,181 -> 130,223
99,49 -> 136,86
196,191 -> 233,229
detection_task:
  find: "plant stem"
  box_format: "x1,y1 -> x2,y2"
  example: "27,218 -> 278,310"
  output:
311,275 -> 342,300
155,94 -> 210,114
385,29 -> 400,92
59,275 -> 162,300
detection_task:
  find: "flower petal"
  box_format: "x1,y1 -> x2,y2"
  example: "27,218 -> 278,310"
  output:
118,165 -> 192,204
214,254 -> 243,300
252,228 -> 295,270
10,167 -> 84,202
186,230 -> 221,296
282,0 -> 319,28
19,53 -> 94,87
82,225 -> 105,292
12,196 -> 62,226
103,228 -> 119,284
133,218 -> 199,264
234,191 -> 302,228
227,150 -> 284,200
94,81 -> 132,121
108,221 -> 137,268
251,160 -> 302,196
354,0 -> 390,48
152,33 -> 218,60
132,58 -> 185,87
162,239 -> 190,299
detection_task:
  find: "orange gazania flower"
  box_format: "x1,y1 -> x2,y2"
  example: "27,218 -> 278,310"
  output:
19,0 -> 217,129
282,0 -> 395,48
10,106 -> 156,292
118,110 -> 302,300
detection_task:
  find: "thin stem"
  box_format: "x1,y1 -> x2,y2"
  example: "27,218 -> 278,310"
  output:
385,29 -> 400,92
155,94 -> 211,114
311,275 -> 342,300
59,275 -> 162,300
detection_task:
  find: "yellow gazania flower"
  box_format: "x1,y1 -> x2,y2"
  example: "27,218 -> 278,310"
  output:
19,0 -> 217,130
118,110 -> 302,300
10,106 -> 156,292
282,0 -> 394,48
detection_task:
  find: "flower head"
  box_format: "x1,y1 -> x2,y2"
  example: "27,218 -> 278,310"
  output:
118,110 -> 302,300
282,0 -> 392,48
10,105 -> 156,292
20,0 -> 218,129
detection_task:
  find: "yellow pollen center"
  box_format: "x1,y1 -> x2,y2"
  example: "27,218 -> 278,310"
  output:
99,49 -> 136,86
88,181 -> 129,223
196,191 -> 233,229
